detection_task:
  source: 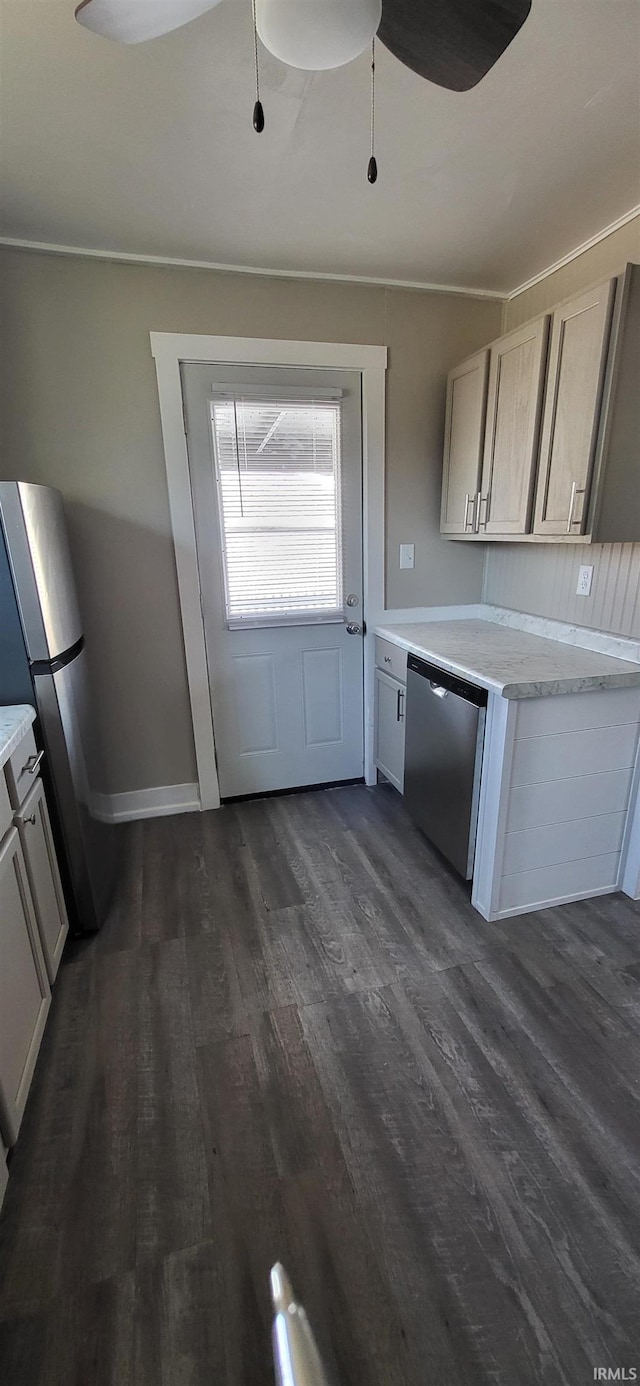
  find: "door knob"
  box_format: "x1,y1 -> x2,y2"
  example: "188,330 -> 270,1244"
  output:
346,623 -> 362,635
346,594 -> 359,607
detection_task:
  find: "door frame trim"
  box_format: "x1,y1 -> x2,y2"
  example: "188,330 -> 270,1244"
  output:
151,333 -> 387,809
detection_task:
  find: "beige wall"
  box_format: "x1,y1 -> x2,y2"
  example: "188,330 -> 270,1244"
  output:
502,216 -> 640,329
0,247 -> 501,795
484,215 -> 640,639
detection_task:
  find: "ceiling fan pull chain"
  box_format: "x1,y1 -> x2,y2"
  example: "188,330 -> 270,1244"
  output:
251,0 -> 265,132
367,37 -> 377,183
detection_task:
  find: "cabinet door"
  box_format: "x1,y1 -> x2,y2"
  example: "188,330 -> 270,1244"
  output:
0,828 -> 51,1147
440,349 -> 489,534
375,669 -> 405,793
479,316 -> 549,534
16,777 -> 69,984
533,279 -> 616,536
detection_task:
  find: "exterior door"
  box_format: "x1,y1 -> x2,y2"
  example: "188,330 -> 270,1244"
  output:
183,364 -> 364,798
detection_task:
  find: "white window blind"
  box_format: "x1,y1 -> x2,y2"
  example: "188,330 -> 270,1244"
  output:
209,393 -> 344,627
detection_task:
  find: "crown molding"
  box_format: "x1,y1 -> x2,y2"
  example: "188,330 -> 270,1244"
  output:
507,204 -> 640,301
2,204 -> 638,303
0,236 -> 507,301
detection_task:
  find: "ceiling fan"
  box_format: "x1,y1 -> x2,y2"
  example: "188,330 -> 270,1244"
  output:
75,0 -> 531,91
75,0 -> 532,180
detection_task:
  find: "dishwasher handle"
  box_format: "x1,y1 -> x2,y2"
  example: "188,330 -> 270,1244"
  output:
407,653 -> 488,709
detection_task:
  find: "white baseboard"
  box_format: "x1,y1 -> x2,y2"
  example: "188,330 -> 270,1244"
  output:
92,783 -> 201,823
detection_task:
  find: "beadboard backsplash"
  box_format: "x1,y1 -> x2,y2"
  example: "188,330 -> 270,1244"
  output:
483,543 -> 640,640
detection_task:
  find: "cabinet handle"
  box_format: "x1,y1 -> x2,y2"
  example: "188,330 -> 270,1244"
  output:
384,655 -> 392,664
464,493 -> 474,531
396,688 -> 405,722
20,749 -> 44,777
478,494 -> 489,530
474,490 -> 482,532
26,814 -> 37,826
566,481 -> 587,533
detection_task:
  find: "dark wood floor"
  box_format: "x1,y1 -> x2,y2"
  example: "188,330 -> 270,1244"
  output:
1,783 -> 640,1384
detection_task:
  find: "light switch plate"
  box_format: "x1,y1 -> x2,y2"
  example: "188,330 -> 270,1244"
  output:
399,543 -> 415,570
576,564 -> 594,597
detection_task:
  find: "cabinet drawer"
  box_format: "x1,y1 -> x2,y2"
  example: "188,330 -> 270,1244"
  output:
0,828 -> 51,1147
5,725 -> 42,810
0,775 -> 12,841
15,778 -> 69,984
375,637 -> 407,684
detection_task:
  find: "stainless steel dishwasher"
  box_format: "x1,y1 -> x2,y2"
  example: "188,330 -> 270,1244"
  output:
404,654 -> 487,879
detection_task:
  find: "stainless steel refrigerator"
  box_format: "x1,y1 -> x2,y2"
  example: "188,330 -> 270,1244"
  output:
0,481 -> 117,931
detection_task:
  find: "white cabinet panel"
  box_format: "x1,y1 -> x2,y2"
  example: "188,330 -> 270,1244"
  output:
374,637 -> 407,685
507,769 -> 633,832
502,811 -> 626,875
0,828 -> 50,1147
0,775 -> 12,841
499,854 -> 620,915
515,685 -> 640,738
511,723 -> 640,786
15,777 -> 69,984
375,669 -> 405,793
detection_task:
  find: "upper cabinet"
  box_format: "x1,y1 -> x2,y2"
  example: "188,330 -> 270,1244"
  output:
480,317 -> 549,535
440,262 -> 640,544
440,349 -> 488,535
533,279 -> 615,535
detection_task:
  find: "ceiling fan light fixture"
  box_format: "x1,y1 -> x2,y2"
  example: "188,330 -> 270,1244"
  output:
255,0 -> 382,71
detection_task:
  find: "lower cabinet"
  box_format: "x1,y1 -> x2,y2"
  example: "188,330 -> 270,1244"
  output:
15,777 -> 69,983
374,668 -> 406,793
0,827 -> 51,1147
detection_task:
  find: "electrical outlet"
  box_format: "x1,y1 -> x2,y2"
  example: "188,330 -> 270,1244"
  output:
576,565 -> 594,597
399,543 -> 415,570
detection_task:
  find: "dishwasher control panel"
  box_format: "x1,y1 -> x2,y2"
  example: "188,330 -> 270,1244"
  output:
406,654 -> 488,708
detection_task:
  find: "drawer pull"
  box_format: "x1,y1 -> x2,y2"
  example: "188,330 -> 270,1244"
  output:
384,655 -> 392,664
21,750 -> 44,777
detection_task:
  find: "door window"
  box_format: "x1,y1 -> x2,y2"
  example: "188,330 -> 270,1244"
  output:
209,393 -> 343,628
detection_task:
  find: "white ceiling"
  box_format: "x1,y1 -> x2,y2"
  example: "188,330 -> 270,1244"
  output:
1,0 -> 639,293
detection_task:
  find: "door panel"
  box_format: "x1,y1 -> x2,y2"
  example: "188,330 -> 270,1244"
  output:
533,279 -> 615,535
440,349 -> 489,534
183,363 -> 364,798
302,647 -> 343,747
480,317 -> 549,535
232,653 -> 279,755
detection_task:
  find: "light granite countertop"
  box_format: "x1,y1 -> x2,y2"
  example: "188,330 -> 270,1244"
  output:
0,705 -> 36,768
375,620 -> 640,699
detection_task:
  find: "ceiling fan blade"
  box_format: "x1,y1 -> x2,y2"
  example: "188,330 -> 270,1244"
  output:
75,0 -> 223,44
378,0 -> 532,91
